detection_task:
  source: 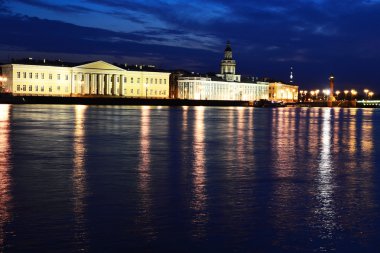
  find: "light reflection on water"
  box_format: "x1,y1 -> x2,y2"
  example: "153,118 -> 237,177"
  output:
0,105 -> 11,253
73,105 -> 88,251
1,105 -> 380,252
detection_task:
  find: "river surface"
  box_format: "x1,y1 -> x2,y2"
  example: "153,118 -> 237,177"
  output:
0,104 -> 380,252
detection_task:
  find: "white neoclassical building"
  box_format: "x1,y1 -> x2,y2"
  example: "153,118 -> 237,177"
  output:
0,60 -> 170,98
177,42 -> 269,101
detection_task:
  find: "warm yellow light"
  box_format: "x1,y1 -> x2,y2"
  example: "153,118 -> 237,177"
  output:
335,90 -> 341,95
364,89 -> 369,94
344,90 -> 349,95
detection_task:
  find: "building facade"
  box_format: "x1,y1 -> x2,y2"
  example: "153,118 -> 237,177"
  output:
269,82 -> 299,102
177,42 -> 269,101
0,60 -> 170,98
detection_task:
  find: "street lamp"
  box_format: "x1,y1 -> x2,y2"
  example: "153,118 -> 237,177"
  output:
335,90 -> 341,100
344,90 -> 349,100
369,91 -> 374,99
364,89 -> 369,99
351,89 -> 357,100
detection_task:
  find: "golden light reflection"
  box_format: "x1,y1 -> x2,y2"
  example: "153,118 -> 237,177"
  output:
0,104 -> 11,252
73,105 -> 88,249
137,106 -> 155,238
317,109 -> 337,239
191,106 -> 208,238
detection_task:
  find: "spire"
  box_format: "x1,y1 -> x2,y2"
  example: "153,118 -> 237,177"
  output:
224,41 -> 233,60
290,66 -> 294,83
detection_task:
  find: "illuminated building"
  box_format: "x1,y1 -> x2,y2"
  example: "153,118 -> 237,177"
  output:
268,82 -> 299,102
0,60 -> 170,98
177,42 -> 269,101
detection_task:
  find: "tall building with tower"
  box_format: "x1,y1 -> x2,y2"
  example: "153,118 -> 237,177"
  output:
177,41 -> 268,101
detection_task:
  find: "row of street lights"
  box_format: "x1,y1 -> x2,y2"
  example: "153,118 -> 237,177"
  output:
299,89 -> 374,101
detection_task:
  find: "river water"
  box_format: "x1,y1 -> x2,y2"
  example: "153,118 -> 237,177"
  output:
0,104 -> 379,252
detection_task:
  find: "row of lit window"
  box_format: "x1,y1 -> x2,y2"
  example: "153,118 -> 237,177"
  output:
16,84 -> 69,93
127,89 -> 167,96
16,72 -> 167,85
73,74 -> 167,85
16,72 -> 69,81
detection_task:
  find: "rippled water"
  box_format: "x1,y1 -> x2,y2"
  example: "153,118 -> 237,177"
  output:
0,104 -> 380,252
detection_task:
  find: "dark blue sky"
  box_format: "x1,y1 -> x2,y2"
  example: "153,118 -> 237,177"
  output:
1,0 -> 380,90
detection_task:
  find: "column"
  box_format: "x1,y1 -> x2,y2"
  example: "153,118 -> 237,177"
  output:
91,74 -> 96,95
106,74 -> 111,95
84,73 -> 90,95
120,75 -> 124,96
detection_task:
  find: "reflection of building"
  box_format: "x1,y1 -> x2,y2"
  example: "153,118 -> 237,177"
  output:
269,82 -> 299,102
177,42 -> 269,101
0,60 -> 170,98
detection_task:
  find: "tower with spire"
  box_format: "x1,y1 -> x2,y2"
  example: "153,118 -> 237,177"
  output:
218,41 -> 240,82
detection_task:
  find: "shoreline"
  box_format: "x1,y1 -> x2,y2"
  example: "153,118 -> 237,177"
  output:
0,95 -> 378,108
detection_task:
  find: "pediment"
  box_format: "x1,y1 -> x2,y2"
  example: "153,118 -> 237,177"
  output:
74,61 -> 125,71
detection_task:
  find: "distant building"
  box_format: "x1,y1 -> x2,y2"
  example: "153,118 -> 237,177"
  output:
177,42 -> 269,101
0,60 -> 170,98
269,82 -> 298,102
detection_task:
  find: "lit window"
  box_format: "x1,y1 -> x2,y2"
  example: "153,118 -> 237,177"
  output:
17,85 -> 20,91
35,73 -> 38,79
22,85 -> 26,91
35,85 -> 38,92
41,85 -> 45,92
164,79 -> 166,84
159,79 -> 162,84
17,72 -> 20,78
23,72 -> 26,78
49,86 -> 52,92
29,85 -> 32,91
124,77 -> 127,82
65,75 -> 69,80
29,73 -> 32,79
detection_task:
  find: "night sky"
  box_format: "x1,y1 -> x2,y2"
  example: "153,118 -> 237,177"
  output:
1,0 -> 380,90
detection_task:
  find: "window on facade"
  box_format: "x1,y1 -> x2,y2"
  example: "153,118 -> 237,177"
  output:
155,79 -> 157,84
124,77 -> 127,82
163,91 -> 166,95
150,78 -> 153,84
137,78 -> 140,83
159,79 -> 162,84
23,72 -> 26,78
57,86 -> 61,91
29,73 -> 32,79
49,74 -> 52,80
17,72 -> 20,78
74,75 -> 77,81
41,73 -> 44,79
146,78 -> 148,84
57,74 -> 61,80
29,85 -> 32,91
49,86 -> 52,92
155,90 -> 157,95
131,89 -> 133,94
35,85 -> 39,92
17,85 -> 20,91
131,77 -> 133,83
35,73 -> 38,79
41,85 -> 45,92
65,75 -> 69,80
164,79 -> 166,84
22,85 -> 26,91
